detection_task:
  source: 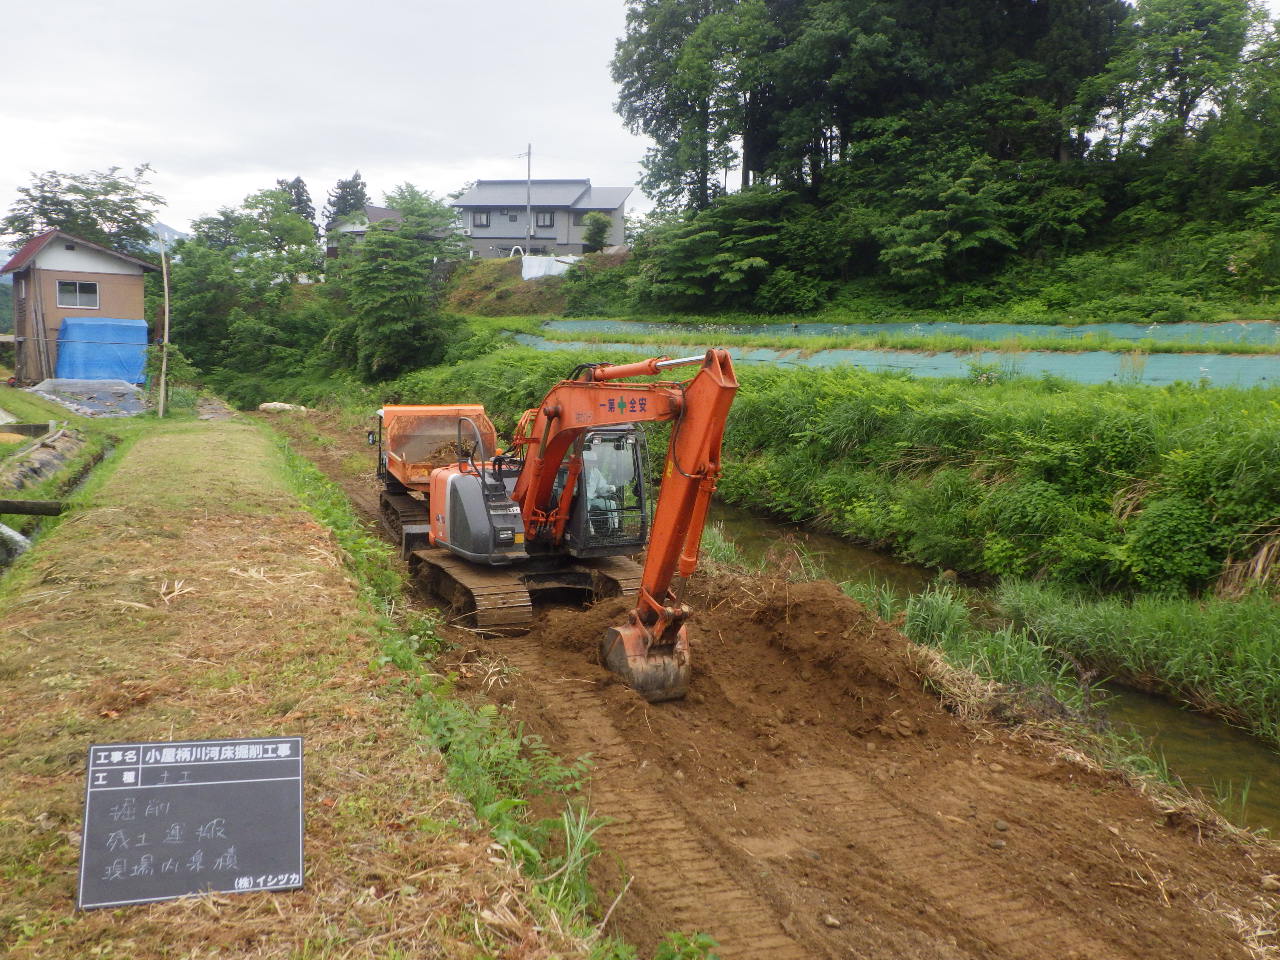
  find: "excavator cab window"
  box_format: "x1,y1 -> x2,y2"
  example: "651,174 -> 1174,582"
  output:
566,429 -> 648,557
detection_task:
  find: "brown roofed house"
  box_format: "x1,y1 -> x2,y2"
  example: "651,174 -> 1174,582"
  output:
1,230 -> 159,384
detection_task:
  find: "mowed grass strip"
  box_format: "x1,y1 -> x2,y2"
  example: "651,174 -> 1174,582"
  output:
0,420 -> 579,959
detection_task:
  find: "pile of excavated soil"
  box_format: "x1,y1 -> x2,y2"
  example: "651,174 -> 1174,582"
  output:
476,573 -> 1280,959
537,574 -> 963,746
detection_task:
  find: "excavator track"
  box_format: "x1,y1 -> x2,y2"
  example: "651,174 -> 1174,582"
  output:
586,555 -> 642,600
407,549 -> 643,636
411,548 -> 534,634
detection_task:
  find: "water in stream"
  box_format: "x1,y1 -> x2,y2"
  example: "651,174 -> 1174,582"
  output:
708,501 -> 1280,835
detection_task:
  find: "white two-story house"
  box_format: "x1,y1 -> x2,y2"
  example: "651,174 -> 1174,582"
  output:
451,179 -> 631,258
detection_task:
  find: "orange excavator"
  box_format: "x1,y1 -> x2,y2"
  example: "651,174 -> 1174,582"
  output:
372,349 -> 738,701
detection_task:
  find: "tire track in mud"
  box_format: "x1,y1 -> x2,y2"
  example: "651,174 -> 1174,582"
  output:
499,640 -> 807,959
781,766 -> 1121,959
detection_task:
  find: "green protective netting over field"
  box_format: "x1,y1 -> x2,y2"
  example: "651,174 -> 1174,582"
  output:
547,318 -> 1280,346
516,335 -> 1279,388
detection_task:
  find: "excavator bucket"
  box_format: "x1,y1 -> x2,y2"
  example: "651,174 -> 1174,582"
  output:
601,620 -> 690,702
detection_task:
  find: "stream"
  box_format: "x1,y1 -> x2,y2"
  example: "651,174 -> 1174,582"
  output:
707,500 -> 1280,835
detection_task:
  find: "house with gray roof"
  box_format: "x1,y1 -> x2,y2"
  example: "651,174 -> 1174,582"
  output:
323,204 -> 404,258
451,180 -> 631,258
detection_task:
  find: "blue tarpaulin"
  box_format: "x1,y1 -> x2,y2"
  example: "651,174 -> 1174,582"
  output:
55,317 -> 148,383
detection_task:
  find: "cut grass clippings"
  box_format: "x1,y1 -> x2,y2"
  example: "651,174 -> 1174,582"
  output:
0,418 -> 603,959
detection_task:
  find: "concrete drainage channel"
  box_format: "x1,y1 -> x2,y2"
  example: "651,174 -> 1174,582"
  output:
0,421 -> 91,566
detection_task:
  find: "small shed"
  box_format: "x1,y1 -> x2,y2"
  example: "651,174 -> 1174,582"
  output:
0,230 -> 158,384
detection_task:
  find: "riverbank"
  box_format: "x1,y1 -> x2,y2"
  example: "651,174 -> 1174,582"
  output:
0,418 -> 600,958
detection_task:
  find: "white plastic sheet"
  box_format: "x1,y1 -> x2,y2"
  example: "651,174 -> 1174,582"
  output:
521,255 -> 581,280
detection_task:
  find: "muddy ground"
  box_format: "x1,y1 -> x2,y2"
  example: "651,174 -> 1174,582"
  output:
270,410 -> 1280,960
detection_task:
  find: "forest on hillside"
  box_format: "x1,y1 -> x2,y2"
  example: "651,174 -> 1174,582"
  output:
598,0 -> 1280,315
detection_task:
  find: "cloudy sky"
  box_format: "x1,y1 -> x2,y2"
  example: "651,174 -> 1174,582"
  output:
0,0 -> 653,231
4,0 -> 1279,234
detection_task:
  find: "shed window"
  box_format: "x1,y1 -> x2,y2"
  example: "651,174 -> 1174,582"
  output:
472,211 -> 490,228
57,280 -> 99,308
536,211 -> 554,228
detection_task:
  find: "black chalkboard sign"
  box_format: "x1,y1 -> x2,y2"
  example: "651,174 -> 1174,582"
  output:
77,737 -> 303,910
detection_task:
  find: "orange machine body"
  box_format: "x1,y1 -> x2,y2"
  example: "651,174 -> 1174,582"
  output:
375,351 -> 738,701
380,404 -> 497,488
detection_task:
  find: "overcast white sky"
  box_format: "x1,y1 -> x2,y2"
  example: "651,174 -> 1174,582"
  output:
3,0 -> 1279,233
0,0 -> 653,231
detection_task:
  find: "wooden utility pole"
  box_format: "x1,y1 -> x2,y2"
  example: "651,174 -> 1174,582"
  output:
158,246 -> 171,417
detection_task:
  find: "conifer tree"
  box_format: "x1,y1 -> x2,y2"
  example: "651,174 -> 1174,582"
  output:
323,171 -> 370,225
276,176 -> 317,234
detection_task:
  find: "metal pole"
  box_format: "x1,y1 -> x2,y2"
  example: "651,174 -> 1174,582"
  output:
525,142 -> 532,253
158,246 -> 171,418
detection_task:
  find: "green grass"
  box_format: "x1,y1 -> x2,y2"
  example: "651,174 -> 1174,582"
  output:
841,581 -> 1089,711
997,581 -> 1280,745
0,388 -> 81,424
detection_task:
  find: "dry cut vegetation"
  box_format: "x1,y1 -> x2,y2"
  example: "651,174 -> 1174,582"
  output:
0,419 -> 586,959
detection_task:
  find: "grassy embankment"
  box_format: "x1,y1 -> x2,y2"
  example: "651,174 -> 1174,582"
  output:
443,258 -> 567,317
0,416 -> 642,959
378,345 -> 1280,749
0,389 -> 139,540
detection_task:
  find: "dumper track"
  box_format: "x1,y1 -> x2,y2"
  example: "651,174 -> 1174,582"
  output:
379,490 -> 429,547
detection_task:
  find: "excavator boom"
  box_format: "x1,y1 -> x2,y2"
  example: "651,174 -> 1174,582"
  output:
511,350 -> 738,700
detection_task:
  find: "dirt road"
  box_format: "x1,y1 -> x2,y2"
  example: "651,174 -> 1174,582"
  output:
275,412 -> 1280,959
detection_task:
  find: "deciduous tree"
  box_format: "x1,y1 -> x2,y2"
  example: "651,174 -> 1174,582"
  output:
2,164 -> 162,255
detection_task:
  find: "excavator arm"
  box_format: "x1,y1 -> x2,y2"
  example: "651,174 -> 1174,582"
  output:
510,349 -> 738,701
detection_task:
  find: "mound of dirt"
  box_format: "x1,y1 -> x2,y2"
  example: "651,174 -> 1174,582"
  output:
482,572 -> 1280,959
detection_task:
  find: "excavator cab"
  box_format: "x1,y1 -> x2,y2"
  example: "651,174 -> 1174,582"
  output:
564,427 -> 649,558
